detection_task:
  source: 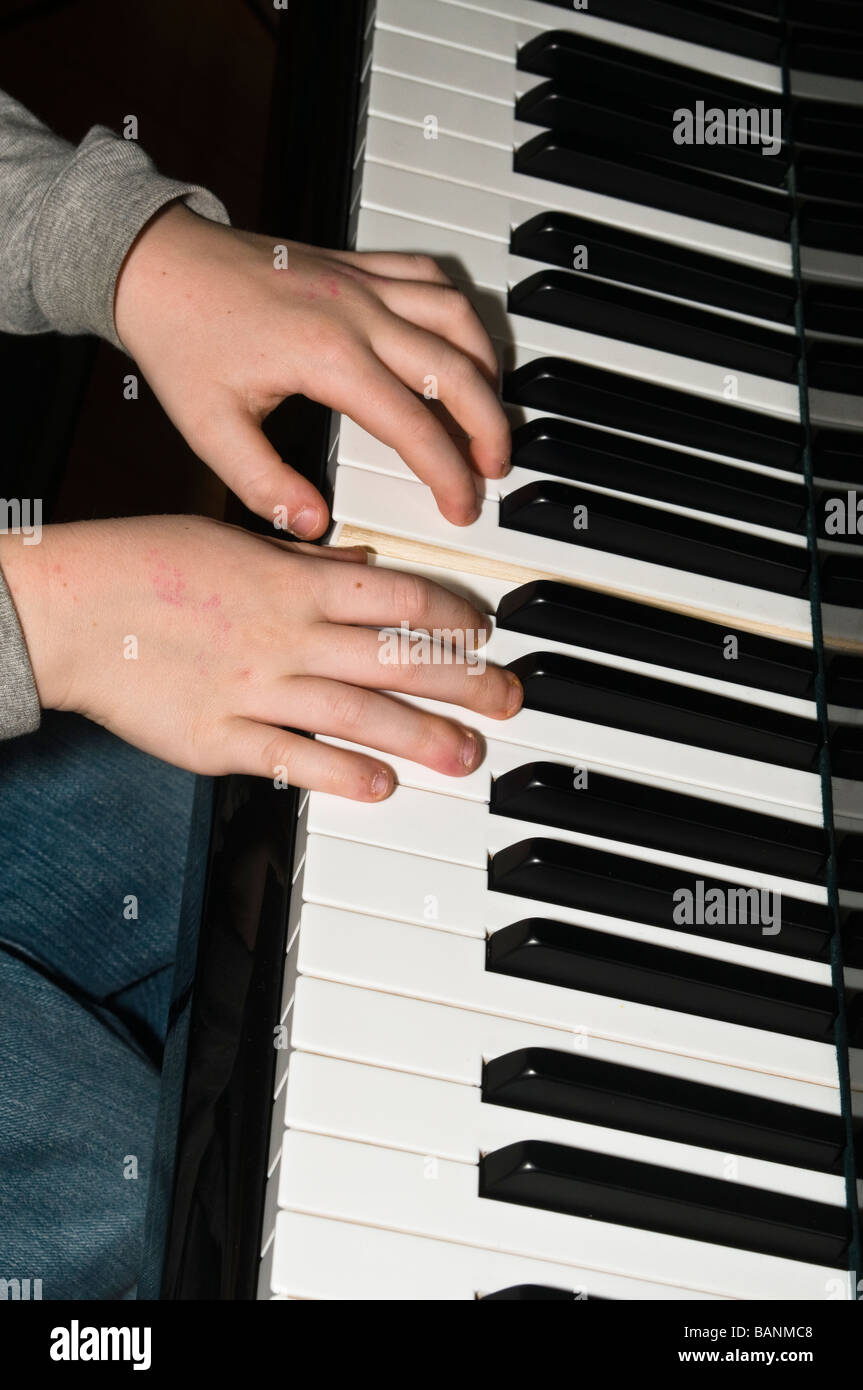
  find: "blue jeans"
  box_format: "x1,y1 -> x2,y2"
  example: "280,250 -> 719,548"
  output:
0,713 -> 211,1299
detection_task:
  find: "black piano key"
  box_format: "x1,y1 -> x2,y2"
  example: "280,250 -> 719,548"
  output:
830,725 -> 863,783
791,26 -> 863,79
509,270 -> 799,382
508,650 -> 821,772
843,913 -> 863,969
804,283 -> 863,339
504,358 -> 804,472
838,834 -> 863,891
820,553 -> 863,609
510,211 -> 797,324
808,342 -> 863,397
481,1285 -> 595,1300
796,101 -> 863,156
813,430 -> 863,485
515,131 -> 792,243
795,149 -> 863,207
534,1 -> 782,62
500,479 -> 810,598
483,1048 -> 847,1175
516,83 -> 790,190
486,916 -> 836,1038
479,1141 -> 849,1267
788,0 -> 863,28
490,760 -> 828,883
826,654 -> 863,709
847,995 -> 863,1051
509,419 -> 807,533
799,198 -> 863,257
497,579 -> 816,699
489,842 -> 831,960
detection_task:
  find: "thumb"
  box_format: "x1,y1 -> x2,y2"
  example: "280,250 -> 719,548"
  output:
194,409 -> 329,538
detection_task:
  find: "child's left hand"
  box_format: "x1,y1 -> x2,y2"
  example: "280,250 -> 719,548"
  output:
114,203 -> 511,537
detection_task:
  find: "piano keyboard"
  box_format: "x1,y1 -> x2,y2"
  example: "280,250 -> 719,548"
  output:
258,0 -> 863,1300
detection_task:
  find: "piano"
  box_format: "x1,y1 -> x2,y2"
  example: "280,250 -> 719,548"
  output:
143,0 -> 863,1300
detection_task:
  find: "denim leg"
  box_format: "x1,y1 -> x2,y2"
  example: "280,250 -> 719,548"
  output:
0,951 -> 159,1300
0,712 -> 212,1297
0,711 -> 206,1049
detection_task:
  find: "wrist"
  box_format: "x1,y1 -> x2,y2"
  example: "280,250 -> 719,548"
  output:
114,200 -> 207,355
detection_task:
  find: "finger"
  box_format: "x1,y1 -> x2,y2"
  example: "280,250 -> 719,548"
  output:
261,677 -> 485,778
372,318 -> 511,481
226,720 -> 395,798
252,535 -> 370,564
369,279 -> 500,388
320,247 -> 456,287
192,408 -> 328,537
301,348 -> 483,526
299,623 -> 523,719
301,558 -> 491,640
282,543 -> 369,563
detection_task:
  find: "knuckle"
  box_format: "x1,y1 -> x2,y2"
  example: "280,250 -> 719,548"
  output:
261,731 -> 298,779
401,402 -> 438,448
391,572 -> 431,625
445,347 -> 479,389
442,286 -> 475,319
327,685 -> 370,732
409,253 -> 447,282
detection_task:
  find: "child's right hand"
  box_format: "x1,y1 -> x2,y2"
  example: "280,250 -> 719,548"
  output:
0,515 -> 522,797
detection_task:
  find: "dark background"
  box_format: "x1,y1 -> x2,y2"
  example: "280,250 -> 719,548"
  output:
0,0 -> 281,523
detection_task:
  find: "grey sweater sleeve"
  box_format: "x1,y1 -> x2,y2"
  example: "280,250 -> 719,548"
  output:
0,91 -> 230,741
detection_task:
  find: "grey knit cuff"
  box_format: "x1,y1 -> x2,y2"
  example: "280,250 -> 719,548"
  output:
0,562 -> 40,740
30,125 -> 230,349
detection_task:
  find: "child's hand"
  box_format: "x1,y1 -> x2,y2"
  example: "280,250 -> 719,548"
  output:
114,205 -> 510,537
0,517 -> 521,795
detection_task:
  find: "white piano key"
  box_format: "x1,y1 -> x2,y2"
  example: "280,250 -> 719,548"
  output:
295,901 -> 836,1081
318,723 -> 838,839
356,201 -> 797,339
275,1129 -> 841,1300
283,1051 -> 845,1205
299,834 -> 828,986
377,0 -> 782,91
370,608 -> 816,718
374,25 -> 535,105
360,54 -> 863,285
332,462 -> 819,648
369,65 -> 542,149
291,975 -> 842,1109
306,783 -> 827,904
316,685 -> 830,827
364,110 -> 793,274
262,1209 -> 722,1299
300,830 -> 834,984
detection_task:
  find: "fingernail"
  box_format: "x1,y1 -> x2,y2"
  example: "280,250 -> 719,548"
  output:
290,506 -> 321,538
498,457 -> 512,477
504,672 -> 523,716
371,769 -> 391,798
460,729 -> 479,770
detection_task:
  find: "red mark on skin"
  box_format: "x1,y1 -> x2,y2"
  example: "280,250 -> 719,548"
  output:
234,666 -> 253,683
151,565 -> 187,608
324,275 -> 341,298
147,555 -> 232,644
51,564 -> 62,574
